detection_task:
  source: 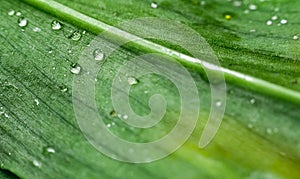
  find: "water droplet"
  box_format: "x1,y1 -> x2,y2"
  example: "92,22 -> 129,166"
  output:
244,10 -> 249,14
51,20 -> 62,30
61,87 -> 68,92
8,152 -> 11,156
70,31 -> 82,41
215,100 -> 222,107
107,123 -> 112,128
18,18 -> 28,27
266,20 -> 272,26
293,35 -> 299,40
34,99 -> 39,106
224,14 -> 232,20
32,160 -> 41,168
151,2 -> 158,9
16,12 -> 22,16
250,98 -> 256,104
127,77 -> 138,85
46,147 -> 55,154
249,29 -> 256,33
266,128 -> 273,134
200,1 -> 206,6
8,10 -> 15,16
249,4 -> 257,10
280,19 -> 287,24
33,27 -> 41,32
70,64 -> 81,74
93,49 -> 105,61
82,30 -> 86,34
233,1 -> 242,7
248,123 -> 253,129
123,114 -> 128,119
274,7 -> 280,12
271,15 -> 278,21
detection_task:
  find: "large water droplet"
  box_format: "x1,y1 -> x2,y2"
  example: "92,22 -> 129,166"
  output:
16,12 -> 22,16
127,77 -> 138,85
51,20 -> 62,30
271,15 -> 278,21
70,31 -> 82,41
18,18 -> 28,27
70,65 -> 81,74
46,147 -> 55,154
93,49 -> 105,61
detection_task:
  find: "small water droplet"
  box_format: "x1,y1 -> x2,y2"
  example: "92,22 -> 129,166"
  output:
250,98 -> 256,104
249,29 -> 256,33
274,7 -> 280,12
123,114 -> 128,120
151,2 -> 158,9
16,12 -> 22,16
46,147 -> 55,154
82,30 -> 86,34
215,100 -> 222,107
127,77 -> 138,85
271,15 -> 278,21
18,18 -> 28,27
33,27 -> 41,32
266,128 -> 273,134
107,123 -> 112,128
8,152 -> 11,156
61,87 -> 68,92
249,4 -> 257,10
93,49 -> 105,61
200,1 -> 206,6
233,1 -> 242,7
280,19 -> 287,24
70,31 -> 82,41
244,10 -> 249,14
248,123 -> 253,129
51,20 -> 62,30
293,35 -> 299,40
266,20 -> 272,26
8,10 -> 15,16
70,64 -> 81,74
34,99 -> 39,106
33,159 -> 41,168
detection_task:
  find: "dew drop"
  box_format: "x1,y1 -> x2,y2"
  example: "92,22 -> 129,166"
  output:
151,2 -> 158,9
250,98 -> 256,104
51,20 -> 62,30
280,19 -> 288,24
233,1 -> 242,7
70,64 -> 81,74
244,10 -> 249,14
123,114 -> 129,120
249,4 -> 257,10
70,31 -> 82,41
93,49 -> 105,61
46,147 -> 56,154
107,123 -> 111,128
271,15 -> 278,21
249,29 -> 256,33
127,77 -> 138,85
248,123 -> 253,129
32,160 -> 41,168
18,18 -> 28,27
293,35 -> 299,40
215,100 -> 222,107
33,27 -> 41,32
8,10 -> 15,16
266,128 -> 273,134
34,99 -> 39,106
16,12 -> 22,16
266,20 -> 272,26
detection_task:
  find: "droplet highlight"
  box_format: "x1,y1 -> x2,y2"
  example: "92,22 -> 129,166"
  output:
18,18 -> 28,27
51,20 -> 62,30
93,49 -> 105,61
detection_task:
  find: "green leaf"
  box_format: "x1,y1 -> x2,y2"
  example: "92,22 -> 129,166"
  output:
0,0 -> 299,178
